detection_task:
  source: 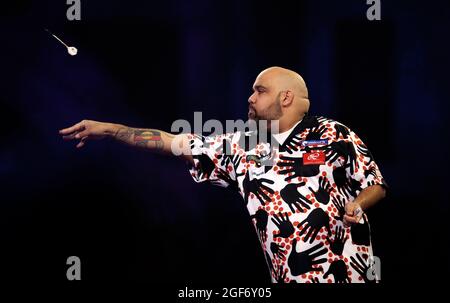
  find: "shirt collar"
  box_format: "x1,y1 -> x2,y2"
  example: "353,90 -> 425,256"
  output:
272,119 -> 303,145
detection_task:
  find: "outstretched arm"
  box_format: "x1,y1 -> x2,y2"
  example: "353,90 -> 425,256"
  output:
59,120 -> 194,164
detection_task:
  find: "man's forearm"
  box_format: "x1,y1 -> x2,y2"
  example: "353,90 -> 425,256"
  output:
110,124 -> 193,163
353,185 -> 386,211
113,124 -> 169,151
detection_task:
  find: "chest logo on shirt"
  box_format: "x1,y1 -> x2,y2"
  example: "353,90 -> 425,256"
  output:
303,151 -> 326,165
301,139 -> 328,148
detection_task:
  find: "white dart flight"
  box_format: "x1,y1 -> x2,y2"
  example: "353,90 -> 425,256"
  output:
45,28 -> 78,56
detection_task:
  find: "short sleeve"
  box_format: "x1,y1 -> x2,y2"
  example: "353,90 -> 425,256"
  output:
347,129 -> 388,192
187,133 -> 240,189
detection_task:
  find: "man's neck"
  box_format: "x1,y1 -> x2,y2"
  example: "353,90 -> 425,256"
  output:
277,115 -> 304,133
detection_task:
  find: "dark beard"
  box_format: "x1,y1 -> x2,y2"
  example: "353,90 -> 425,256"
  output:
251,96 -> 282,129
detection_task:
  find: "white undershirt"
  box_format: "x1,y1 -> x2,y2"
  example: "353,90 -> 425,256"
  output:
272,119 -> 302,145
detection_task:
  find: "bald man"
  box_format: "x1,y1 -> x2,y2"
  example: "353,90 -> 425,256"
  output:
60,66 -> 387,283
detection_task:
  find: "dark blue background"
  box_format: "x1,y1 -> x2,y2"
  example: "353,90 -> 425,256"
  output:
1,0 -> 449,287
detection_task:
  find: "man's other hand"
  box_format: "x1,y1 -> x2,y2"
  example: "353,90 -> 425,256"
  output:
343,201 -> 364,226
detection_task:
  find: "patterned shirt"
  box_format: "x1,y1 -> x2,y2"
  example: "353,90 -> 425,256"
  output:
187,115 -> 387,283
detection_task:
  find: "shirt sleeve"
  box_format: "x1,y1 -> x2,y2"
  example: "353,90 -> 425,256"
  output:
186,132 -> 241,189
346,128 -> 389,193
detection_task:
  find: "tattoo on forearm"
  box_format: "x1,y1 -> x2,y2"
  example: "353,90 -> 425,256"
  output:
116,128 -> 134,141
133,129 -> 164,150
115,127 -> 167,151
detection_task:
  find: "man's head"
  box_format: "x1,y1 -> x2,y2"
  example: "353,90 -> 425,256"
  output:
248,66 -> 310,131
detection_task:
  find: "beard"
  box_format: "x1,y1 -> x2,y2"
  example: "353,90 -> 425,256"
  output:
248,94 -> 282,130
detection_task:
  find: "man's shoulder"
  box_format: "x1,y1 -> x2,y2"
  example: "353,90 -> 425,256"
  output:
308,115 -> 351,129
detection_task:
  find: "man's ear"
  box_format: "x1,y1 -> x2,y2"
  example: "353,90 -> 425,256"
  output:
281,90 -> 294,107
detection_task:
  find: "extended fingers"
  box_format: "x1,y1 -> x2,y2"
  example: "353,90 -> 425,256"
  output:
59,121 -> 85,135
76,137 -> 87,148
62,133 -> 77,140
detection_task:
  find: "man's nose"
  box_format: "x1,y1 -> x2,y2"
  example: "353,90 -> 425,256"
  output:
248,92 -> 256,104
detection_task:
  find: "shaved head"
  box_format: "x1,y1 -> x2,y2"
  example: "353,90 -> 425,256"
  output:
248,66 -> 310,132
258,66 -> 309,99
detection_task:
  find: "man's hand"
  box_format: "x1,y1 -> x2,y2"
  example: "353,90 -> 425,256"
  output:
343,184 -> 386,225
59,120 -> 118,148
343,201 -> 363,225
